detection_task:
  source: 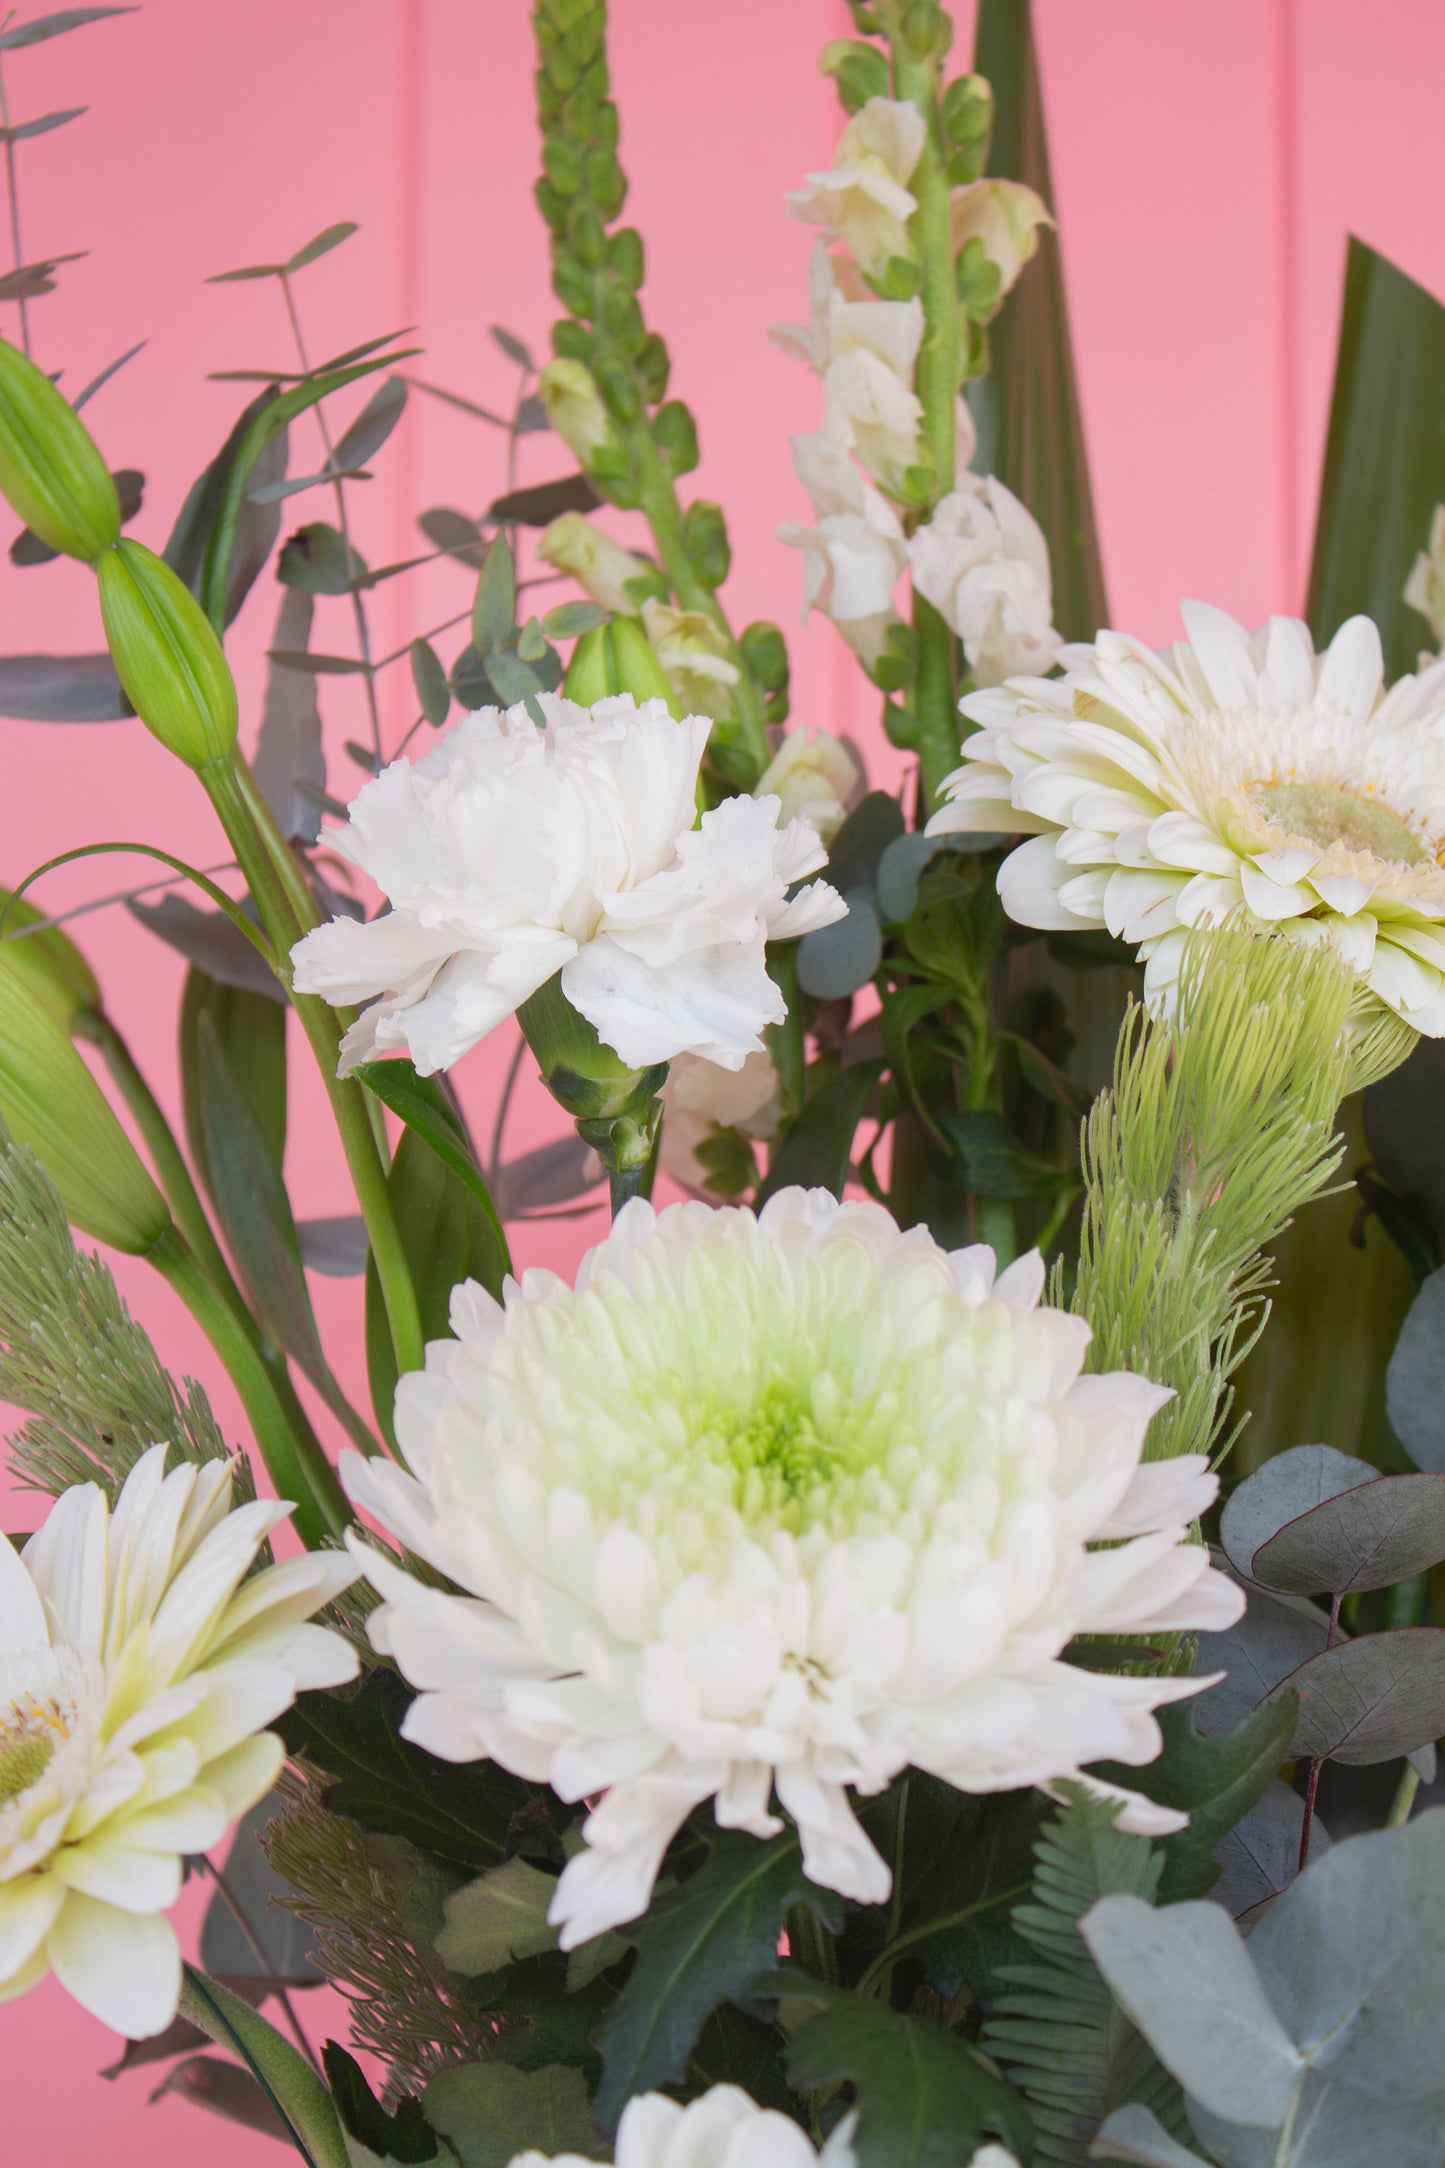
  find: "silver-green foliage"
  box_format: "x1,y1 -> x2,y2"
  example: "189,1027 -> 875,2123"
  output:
1065,929 -> 1413,1468
0,1118 -> 243,1501
983,1789 -> 1189,2166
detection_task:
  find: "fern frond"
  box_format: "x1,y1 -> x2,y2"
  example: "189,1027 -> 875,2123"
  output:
982,1790 -> 1188,2166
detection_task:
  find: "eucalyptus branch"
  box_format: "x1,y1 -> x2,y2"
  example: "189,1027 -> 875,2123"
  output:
0,51 -> 29,356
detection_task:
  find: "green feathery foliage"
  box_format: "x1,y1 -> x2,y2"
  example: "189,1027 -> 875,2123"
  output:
0,1120 -> 246,1504
983,1790 -> 1187,2166
1062,928 -> 1414,1469
263,1771 -> 494,2099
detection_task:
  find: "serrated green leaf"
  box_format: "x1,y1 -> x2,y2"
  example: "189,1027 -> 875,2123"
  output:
434,1856 -> 560,1977
593,1829 -> 842,2126
425,2062 -> 591,2168
1091,1694 -> 1298,1903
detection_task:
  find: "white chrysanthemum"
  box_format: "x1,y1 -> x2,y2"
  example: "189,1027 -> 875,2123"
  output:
929,602 -> 1445,1031
0,1447 -> 358,2035
786,98 -> 926,280
291,693 -> 846,1076
344,1189 -> 1240,1951
908,477 -> 1063,687
507,2086 -> 859,2168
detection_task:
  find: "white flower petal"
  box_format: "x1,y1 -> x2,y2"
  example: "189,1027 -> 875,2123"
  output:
47,1892 -> 181,2037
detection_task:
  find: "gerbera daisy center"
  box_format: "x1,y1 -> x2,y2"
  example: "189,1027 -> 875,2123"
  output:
1247,780 -> 1424,865
0,1690 -> 69,1804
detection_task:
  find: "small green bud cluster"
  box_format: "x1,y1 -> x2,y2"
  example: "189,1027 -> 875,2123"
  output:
516,969 -> 665,1185
739,622 -> 790,726
819,38 -> 889,114
941,72 -> 992,184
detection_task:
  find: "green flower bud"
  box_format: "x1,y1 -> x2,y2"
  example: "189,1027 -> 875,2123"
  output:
607,227 -> 644,291
0,335 -> 121,563
97,538 -> 239,769
600,285 -> 645,356
517,969 -> 665,1179
0,967 -> 168,1252
583,144 -> 625,219
562,624 -> 614,705
552,253 -> 595,318
567,200 -> 607,268
0,889 -> 100,1031
740,619 -> 791,698
593,351 -> 642,425
819,38 -> 890,114
551,319 -> 595,364
681,500 -> 731,590
652,399 -> 699,477
635,331 -> 670,404
535,176 -> 570,233
942,71 -> 993,154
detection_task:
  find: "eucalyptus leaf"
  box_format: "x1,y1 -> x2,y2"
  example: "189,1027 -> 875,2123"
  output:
487,473 -> 598,525
433,1856 -> 560,1977
201,1791 -> 318,1990
424,2062 -> 591,2168
1252,1471 -> 1445,1596
332,375 -> 406,471
0,104 -> 86,142
1090,2105 -> 1215,2168
541,598 -> 606,639
267,648 -> 370,675
0,249 -> 85,299
1210,1780 -> 1331,1924
1193,1574 -> 1334,1739
485,652 -> 545,711
1274,1628 -> 1445,1765
822,789 -> 906,897
490,325 -> 534,369
410,636 -> 450,726
754,1059 -> 881,1208
277,522 -> 367,596
127,896 -> 283,1001
418,506 -> 487,567
493,1132 -> 603,1218
253,588 -> 324,845
1387,1265 -> 1445,1471
296,1215 -> 368,1277
1220,1445 -> 1376,1583
516,394 -> 549,433
0,7 -> 136,50
147,2056 -> 290,2142
875,832 -> 940,923
74,337 -> 146,412
593,1829 -> 842,2125
0,652 -> 125,720
284,220 -> 359,274
472,534 -> 517,655
796,890 -> 881,998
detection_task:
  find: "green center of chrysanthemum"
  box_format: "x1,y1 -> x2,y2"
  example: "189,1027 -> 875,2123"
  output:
1250,780 -> 1424,865
721,1389 -> 840,1521
0,1728 -> 53,1804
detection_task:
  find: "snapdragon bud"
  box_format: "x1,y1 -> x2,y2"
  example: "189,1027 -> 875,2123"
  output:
0,968 -> 168,1252
537,356 -> 615,466
537,511 -> 650,616
0,335 -> 121,562
96,538 -> 239,769
0,889 -> 100,1032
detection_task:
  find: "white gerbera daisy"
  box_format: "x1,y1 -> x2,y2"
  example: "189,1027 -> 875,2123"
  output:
343,1189 -> 1239,1951
0,1446 -> 358,2035
928,601 -> 1445,1030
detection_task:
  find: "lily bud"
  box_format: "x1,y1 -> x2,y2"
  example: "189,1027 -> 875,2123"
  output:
537,511 -> 650,615
97,538 -> 239,769
517,969 -> 665,1183
537,356 -> 615,466
0,968 -> 168,1253
0,889 -> 100,1031
0,334 -> 121,562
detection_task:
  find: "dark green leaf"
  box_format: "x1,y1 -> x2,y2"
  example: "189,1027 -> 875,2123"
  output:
482,1955 -> 608,2081
201,1791 -> 318,1990
0,652 -> 125,720
823,790 -> 906,896
1388,1265 -> 1445,1472
425,2062 -> 591,2168
163,385 -> 288,625
1220,1444 -> 1375,1583
796,890 -> 881,998
541,598 -> 606,639
968,0 -> 1108,641
754,1059 -> 881,1207
279,1671 -> 529,1875
332,375 -> 406,471
472,534 -> 517,655
205,262 -> 285,284
1253,1472 -> 1445,1597
277,522 -> 367,596
0,7 -> 135,49
254,589 -> 324,845
129,896 -> 283,1001
1275,1628 -> 1445,1765
352,1058 -> 509,1284
410,637 -> 451,727
490,324 -> 534,369
487,473 -> 599,525
180,970 -> 287,1200
434,1856 -> 559,1976
593,1829 -> 842,2126
1091,1696 -> 1299,1904
147,2056 -> 290,2143
0,104 -> 86,143
418,506 -> 487,567
683,2004 -> 795,2115
366,1121 -> 510,1446
878,1785 -> 1045,2000
781,1977 -> 1034,2167
1364,1037 -> 1445,1236
284,221 -> 359,275
323,2043 -> 439,2166
936,1109 -> 1060,1199
1308,239 -> 1445,681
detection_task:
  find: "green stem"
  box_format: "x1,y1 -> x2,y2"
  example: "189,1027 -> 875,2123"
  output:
629,424 -> 771,779
1387,1760 -> 1422,1829
149,1226 -> 347,1547
889,17 -> 963,805
197,755 -> 425,1384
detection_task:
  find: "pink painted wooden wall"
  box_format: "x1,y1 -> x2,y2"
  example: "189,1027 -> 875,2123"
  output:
5,0 -> 1445,2154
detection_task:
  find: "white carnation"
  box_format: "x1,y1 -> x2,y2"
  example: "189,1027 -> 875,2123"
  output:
291,694 -> 846,1076
786,98 -> 926,281
929,602 -> 1445,1031
344,1189 -> 1240,1952
0,1446 -> 357,2035
657,1046 -> 780,1195
908,478 -> 1063,688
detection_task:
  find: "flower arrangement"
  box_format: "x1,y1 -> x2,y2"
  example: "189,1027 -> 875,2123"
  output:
4,4 -> 1445,2166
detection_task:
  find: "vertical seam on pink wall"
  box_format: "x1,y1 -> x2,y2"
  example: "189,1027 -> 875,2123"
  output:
1274,0 -> 1300,612
388,0 -> 428,729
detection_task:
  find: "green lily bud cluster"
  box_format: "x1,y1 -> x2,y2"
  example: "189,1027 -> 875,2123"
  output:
0,967 -> 168,1254
517,970 -> 666,1206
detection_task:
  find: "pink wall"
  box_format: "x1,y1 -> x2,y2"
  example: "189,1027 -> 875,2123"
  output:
6,0 -> 1445,2155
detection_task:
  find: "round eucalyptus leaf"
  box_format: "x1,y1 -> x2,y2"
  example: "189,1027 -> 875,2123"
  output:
1220,1444 -> 1376,1582
1192,1577 -> 1333,1737
796,891 -> 881,1000
821,790 -> 905,896
1252,1471 -> 1445,1597
1274,1628 -> 1445,1766
1387,1266 -> 1445,1472
875,832 -> 938,923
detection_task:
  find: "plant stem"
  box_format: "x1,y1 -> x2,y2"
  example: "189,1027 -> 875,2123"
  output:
1387,1759 -> 1422,1829
1298,1590 -> 1342,1872
148,1225 -> 347,1546
887,19 -> 963,806
198,755 -> 424,1385
0,53 -> 29,359
197,1856 -> 318,2069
